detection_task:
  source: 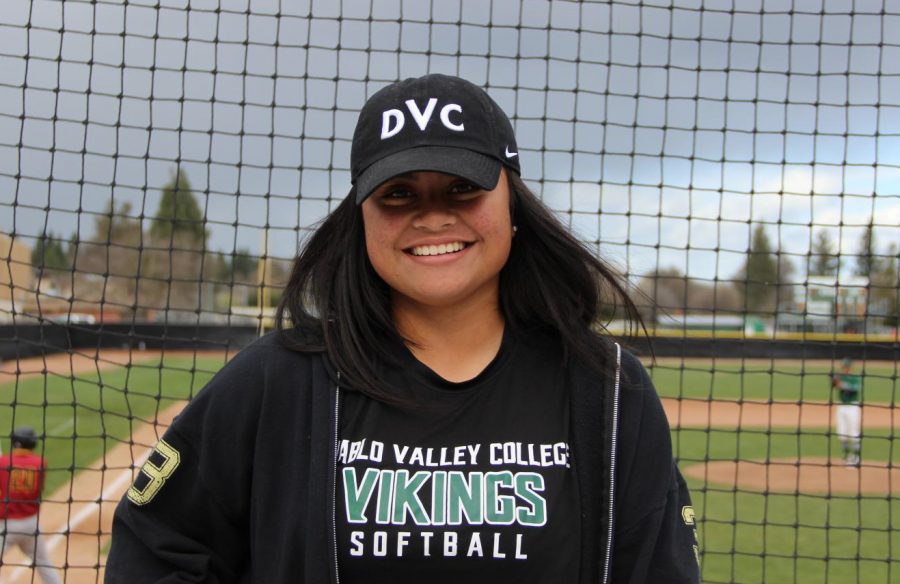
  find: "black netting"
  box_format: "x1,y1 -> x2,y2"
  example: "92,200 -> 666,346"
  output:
1,1 -> 898,582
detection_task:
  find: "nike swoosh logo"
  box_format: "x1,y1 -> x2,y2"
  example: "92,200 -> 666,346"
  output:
505,146 -> 518,158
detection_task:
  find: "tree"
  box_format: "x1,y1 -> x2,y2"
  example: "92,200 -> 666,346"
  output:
854,221 -> 880,278
142,170 -> 211,319
636,267 -> 744,324
150,169 -> 208,246
636,267 -> 689,317
225,248 -> 258,283
810,229 -> 840,277
31,231 -> 69,271
90,201 -> 140,250
774,250 -> 796,311
71,200 -> 143,309
736,224 -> 780,312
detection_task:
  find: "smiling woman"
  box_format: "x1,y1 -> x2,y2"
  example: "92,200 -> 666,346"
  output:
105,74 -> 701,584
362,169 -> 514,381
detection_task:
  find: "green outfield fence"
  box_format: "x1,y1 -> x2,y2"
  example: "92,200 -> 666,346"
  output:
1,1 -> 899,582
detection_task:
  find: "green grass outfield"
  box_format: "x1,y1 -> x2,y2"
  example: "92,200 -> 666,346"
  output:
0,354 -> 226,494
2,354 -> 898,582
674,426 -> 900,584
647,359 -> 899,405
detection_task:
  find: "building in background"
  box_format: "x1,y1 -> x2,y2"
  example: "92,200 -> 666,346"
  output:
0,234 -> 33,323
778,275 -> 882,334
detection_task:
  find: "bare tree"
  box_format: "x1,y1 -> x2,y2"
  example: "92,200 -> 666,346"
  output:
636,267 -> 689,322
636,267 -> 744,323
72,201 -> 142,315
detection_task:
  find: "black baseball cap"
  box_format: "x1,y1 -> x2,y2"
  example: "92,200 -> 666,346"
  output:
350,74 -> 521,204
11,426 -> 38,449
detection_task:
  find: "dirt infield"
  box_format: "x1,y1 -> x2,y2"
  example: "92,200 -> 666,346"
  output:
0,347 -> 232,382
661,398 -> 899,430
0,351 -> 896,581
683,457 -> 900,496
664,399 -> 900,495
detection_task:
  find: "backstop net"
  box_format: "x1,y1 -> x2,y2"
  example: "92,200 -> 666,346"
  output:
1,1 -> 898,582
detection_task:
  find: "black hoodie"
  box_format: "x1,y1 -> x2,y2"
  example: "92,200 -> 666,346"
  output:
106,332 -> 700,583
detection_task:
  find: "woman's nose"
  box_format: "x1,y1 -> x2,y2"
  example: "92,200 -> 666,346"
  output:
411,194 -> 457,230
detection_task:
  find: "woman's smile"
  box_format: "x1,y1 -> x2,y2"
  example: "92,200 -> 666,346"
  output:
408,241 -> 469,257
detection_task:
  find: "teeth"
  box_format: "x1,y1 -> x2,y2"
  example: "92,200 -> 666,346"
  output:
411,242 -> 466,256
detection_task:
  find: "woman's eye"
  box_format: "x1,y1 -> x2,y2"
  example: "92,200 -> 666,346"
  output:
378,188 -> 415,204
387,189 -> 413,198
449,182 -> 479,196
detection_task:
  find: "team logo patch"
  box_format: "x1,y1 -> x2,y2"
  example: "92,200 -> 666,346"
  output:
127,439 -> 181,506
381,98 -> 465,139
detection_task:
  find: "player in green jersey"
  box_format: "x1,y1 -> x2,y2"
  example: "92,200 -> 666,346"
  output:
832,358 -> 862,466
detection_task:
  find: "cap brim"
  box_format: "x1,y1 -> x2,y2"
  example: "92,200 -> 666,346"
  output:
354,146 -> 502,204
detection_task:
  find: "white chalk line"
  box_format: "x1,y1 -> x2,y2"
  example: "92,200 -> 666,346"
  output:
47,418 -> 74,439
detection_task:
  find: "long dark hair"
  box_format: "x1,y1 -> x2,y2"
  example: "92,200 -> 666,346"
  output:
276,174 -> 644,402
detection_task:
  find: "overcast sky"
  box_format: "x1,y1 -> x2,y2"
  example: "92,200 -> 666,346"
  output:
1,0 -> 898,281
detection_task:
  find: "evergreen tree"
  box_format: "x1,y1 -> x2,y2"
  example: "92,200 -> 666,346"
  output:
854,221 -> 880,278
810,229 -> 840,277
230,248 -> 258,282
143,170 -> 209,317
150,169 -> 208,245
737,224 -> 780,312
774,250 -> 795,310
31,231 -> 69,271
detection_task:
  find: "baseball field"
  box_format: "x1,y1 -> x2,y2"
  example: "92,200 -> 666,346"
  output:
649,358 -> 900,584
0,349 -> 229,583
0,351 -> 897,583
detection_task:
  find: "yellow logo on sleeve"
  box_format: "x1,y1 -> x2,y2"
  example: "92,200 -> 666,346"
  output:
127,439 -> 181,506
681,506 -> 696,525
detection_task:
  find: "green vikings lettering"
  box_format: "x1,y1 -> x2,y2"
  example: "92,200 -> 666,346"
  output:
343,469 -> 547,527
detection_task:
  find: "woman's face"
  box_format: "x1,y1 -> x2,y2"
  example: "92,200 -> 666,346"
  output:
361,169 -> 513,310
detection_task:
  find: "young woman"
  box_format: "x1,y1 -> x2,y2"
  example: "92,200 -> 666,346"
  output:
106,74 -> 700,583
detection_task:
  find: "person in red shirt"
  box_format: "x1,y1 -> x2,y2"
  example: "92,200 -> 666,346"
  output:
0,427 -> 61,584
